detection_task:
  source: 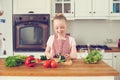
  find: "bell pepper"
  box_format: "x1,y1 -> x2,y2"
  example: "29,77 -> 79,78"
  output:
25,55 -> 36,67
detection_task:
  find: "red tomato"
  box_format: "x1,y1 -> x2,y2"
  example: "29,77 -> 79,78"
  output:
43,60 -> 51,68
50,61 -> 58,68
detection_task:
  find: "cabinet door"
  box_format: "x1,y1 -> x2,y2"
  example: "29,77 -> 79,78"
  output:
13,0 -> 51,14
75,0 -> 109,19
110,0 -> 120,16
75,0 -> 92,18
103,53 -> 113,67
113,53 -> 120,80
52,0 -> 74,19
103,60 -> 113,67
93,0 -> 109,17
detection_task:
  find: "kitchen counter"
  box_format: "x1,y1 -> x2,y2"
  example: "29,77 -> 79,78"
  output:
0,59 -> 119,80
78,47 -> 120,52
105,47 -> 120,52
0,59 -> 119,76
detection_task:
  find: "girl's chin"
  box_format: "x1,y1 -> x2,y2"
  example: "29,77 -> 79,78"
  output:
58,34 -> 65,37
57,33 -> 65,35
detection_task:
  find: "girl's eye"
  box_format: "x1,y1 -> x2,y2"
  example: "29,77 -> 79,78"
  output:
61,27 -> 64,29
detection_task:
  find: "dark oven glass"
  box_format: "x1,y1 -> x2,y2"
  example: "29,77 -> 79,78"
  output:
13,14 -> 50,52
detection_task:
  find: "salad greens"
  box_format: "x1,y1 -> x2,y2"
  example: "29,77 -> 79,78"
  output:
5,55 -> 27,67
84,50 -> 103,64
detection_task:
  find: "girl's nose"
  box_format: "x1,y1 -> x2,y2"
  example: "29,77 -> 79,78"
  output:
58,28 -> 61,32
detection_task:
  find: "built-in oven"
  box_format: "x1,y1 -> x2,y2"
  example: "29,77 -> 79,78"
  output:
13,14 -> 50,52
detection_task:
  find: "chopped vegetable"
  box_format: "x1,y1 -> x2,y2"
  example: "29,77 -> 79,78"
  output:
53,53 -> 66,63
59,56 -> 66,62
40,55 -> 47,60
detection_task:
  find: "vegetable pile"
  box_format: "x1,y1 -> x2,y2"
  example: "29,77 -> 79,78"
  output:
5,54 -> 68,68
84,50 -> 103,64
41,55 -> 66,68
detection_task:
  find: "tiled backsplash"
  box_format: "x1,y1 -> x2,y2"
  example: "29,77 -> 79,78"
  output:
67,20 -> 120,45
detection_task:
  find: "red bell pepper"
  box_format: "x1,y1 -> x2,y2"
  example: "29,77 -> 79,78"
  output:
25,55 -> 36,67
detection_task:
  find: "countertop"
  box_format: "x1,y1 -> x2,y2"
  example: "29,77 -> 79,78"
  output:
77,47 -> 120,53
105,47 -> 120,52
0,59 -> 119,76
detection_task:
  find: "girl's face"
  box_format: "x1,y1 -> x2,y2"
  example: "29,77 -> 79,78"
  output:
53,19 -> 67,36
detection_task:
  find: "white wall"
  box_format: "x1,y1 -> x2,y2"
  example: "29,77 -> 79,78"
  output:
67,20 -> 120,45
0,0 -> 13,57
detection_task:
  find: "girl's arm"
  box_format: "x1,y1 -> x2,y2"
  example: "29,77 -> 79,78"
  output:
45,46 -> 54,59
69,37 -> 77,59
45,35 -> 54,59
70,45 -> 77,59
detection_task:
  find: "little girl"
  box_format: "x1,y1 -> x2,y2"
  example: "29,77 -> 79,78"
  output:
45,13 -> 77,60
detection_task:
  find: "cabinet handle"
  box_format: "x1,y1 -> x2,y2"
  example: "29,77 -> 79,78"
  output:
110,12 -> 113,14
89,12 -> 92,14
93,12 -> 96,14
114,56 -> 117,58
28,11 -> 34,13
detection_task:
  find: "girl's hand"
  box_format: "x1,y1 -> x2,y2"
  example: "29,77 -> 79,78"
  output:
64,54 -> 71,60
46,53 -> 54,59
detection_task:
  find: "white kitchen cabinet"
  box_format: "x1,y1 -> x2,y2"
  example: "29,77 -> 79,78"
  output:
75,0 -> 109,19
113,52 -> 120,80
51,0 -> 74,19
13,0 -> 51,14
103,52 -> 113,67
109,0 -> 120,19
103,52 -> 120,80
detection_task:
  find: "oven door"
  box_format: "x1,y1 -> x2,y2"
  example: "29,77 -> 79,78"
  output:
14,22 -> 49,51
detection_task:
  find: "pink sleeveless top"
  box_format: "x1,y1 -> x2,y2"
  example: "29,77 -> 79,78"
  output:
52,35 -> 71,56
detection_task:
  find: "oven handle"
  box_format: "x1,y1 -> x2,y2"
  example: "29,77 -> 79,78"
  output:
28,11 -> 34,13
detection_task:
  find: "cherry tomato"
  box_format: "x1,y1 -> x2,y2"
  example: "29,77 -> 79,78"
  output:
43,60 -> 51,68
50,61 -> 58,68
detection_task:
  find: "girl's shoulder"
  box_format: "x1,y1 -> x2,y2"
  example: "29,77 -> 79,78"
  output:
48,35 -> 55,42
47,35 -> 55,46
49,35 -> 55,39
68,36 -> 75,40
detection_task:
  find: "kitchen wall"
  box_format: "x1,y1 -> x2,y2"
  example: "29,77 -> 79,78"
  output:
0,0 -> 13,56
66,20 -> 120,45
1,0 -> 120,56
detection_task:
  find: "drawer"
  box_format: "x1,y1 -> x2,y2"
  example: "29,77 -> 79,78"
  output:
103,53 -> 112,59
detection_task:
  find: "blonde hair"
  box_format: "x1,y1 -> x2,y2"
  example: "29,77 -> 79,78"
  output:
53,13 -> 67,22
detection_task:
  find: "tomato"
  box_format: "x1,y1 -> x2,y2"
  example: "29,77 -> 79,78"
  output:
43,60 -> 51,68
50,61 -> 58,68
43,60 -> 58,68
